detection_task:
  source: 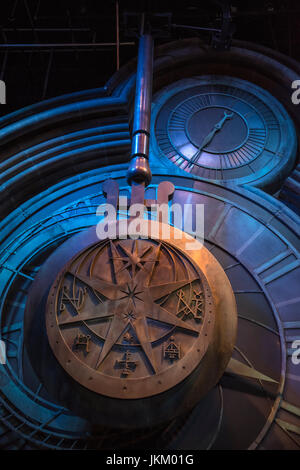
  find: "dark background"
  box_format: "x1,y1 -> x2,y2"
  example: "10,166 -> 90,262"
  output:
0,0 -> 299,115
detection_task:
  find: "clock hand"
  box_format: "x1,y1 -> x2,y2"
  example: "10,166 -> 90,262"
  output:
214,111 -> 234,131
221,357 -> 279,400
188,111 -> 234,167
188,129 -> 217,167
198,128 -> 219,152
225,357 -> 278,383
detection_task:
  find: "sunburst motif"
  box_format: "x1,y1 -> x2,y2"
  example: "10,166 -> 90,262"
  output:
59,240 -> 200,375
109,239 -> 158,278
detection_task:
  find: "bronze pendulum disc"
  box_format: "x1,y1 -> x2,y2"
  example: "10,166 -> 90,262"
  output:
25,219 -> 237,429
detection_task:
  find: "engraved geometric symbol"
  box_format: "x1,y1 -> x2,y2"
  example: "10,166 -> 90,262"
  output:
123,332 -> 134,343
116,350 -> 138,377
163,336 -> 181,361
54,238 -> 207,393
73,333 -> 91,353
176,289 -> 204,322
110,239 -> 158,278
60,285 -> 86,314
123,311 -> 136,321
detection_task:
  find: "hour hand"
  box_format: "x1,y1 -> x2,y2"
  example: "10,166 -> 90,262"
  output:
226,357 -> 278,383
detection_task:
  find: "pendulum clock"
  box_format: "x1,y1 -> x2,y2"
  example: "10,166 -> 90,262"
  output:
23,26 -> 238,433
0,17 -> 299,451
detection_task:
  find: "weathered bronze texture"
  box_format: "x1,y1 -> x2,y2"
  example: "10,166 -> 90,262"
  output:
26,217 -> 237,429
47,231 -> 214,399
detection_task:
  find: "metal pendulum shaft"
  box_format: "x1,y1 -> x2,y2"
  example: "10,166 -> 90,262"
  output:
127,22 -> 153,188
104,23 -> 174,214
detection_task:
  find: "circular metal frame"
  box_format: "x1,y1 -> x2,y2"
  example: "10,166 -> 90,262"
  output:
44,220 -> 236,400
151,75 -> 297,189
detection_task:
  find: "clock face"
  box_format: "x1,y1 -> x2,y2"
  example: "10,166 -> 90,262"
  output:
152,76 -> 297,188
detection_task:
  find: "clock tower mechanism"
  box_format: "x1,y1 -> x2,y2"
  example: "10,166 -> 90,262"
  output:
23,27 -> 238,432
0,9 -> 299,451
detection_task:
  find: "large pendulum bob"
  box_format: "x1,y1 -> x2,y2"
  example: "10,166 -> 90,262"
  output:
24,181 -> 237,431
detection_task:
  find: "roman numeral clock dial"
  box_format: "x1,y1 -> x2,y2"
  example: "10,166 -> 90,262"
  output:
152,76 -> 297,190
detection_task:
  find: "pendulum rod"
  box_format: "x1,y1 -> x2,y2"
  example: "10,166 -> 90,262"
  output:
127,15 -> 153,188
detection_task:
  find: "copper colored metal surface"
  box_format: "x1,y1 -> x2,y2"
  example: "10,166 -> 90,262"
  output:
46,232 -> 214,399
25,219 -> 237,429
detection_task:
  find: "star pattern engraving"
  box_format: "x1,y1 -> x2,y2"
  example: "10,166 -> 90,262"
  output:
58,240 -> 201,375
109,239 -> 158,278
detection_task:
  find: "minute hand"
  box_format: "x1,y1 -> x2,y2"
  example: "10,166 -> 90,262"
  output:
199,111 -> 233,151
189,111 -> 233,167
